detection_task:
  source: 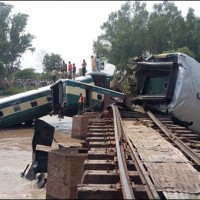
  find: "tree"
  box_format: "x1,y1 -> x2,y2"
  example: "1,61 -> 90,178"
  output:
0,2 -> 35,76
93,1 -> 200,72
163,47 -> 195,59
0,60 -> 5,78
42,53 -> 63,72
93,1 -> 149,72
146,1 -> 184,54
13,68 -> 37,79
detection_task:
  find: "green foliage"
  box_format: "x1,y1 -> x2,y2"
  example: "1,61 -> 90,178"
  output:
0,2 -> 35,75
12,68 -> 37,79
0,60 -> 5,78
93,1 -> 200,72
42,53 -> 63,72
39,71 -> 51,80
3,85 -> 37,95
163,47 -> 195,59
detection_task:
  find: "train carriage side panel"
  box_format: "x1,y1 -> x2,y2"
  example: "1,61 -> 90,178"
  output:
64,80 -> 103,115
167,53 -> 200,134
0,86 -> 52,128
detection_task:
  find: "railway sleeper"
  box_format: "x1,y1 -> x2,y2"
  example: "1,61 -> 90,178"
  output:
88,125 -> 113,129
168,126 -> 187,130
87,132 -> 114,137
88,128 -> 114,132
81,170 -> 143,185
76,184 -> 123,199
88,141 -> 116,148
158,121 -> 174,124
175,133 -> 197,137
76,183 -> 149,200
83,159 -> 135,171
88,150 -> 115,160
88,118 -> 113,123
86,136 -> 115,142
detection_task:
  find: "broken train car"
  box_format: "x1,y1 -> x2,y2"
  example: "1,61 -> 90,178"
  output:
131,52 -> 200,134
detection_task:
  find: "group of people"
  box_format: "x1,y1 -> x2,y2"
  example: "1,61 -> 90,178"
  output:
61,61 -> 77,80
91,53 -> 105,71
51,59 -> 88,83
51,54 -> 106,83
0,78 -> 51,90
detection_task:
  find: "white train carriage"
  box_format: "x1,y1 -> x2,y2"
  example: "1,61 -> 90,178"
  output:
132,52 -> 200,134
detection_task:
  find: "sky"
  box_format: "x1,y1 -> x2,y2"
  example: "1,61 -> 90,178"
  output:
2,1 -> 200,73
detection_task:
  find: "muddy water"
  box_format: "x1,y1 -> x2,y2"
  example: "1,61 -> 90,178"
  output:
0,115 -> 83,199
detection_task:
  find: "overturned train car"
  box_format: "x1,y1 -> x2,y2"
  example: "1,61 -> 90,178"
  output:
51,62 -> 123,117
132,52 -> 200,134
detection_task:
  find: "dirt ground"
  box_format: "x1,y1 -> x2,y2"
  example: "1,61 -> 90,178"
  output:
0,115 -> 84,199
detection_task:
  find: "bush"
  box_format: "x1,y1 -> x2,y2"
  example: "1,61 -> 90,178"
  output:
2,85 -> 38,95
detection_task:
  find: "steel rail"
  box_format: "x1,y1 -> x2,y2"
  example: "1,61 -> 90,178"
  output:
146,110 -> 200,166
117,109 -> 160,199
111,104 -> 135,199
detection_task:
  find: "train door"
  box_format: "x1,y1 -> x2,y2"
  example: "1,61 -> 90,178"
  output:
85,86 -> 92,109
51,81 -> 63,113
91,74 -> 109,88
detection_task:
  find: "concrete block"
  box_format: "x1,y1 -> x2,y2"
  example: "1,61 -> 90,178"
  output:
71,112 -> 99,139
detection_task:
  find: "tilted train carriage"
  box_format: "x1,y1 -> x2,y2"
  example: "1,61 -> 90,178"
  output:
51,62 -> 123,117
0,62 -> 121,128
131,52 -> 200,134
0,85 -> 52,129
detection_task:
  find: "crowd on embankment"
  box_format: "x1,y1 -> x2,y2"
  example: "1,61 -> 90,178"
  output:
0,78 -> 51,91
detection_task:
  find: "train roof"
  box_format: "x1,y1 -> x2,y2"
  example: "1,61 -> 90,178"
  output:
86,62 -> 116,77
63,79 -> 124,99
0,85 -> 51,104
75,75 -> 93,83
146,52 -> 199,65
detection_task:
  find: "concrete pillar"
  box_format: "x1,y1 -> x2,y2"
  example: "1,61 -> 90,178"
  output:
46,147 -> 88,199
71,112 -> 99,139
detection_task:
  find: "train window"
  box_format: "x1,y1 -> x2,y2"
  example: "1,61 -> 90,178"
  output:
143,76 -> 169,95
31,100 -> 38,107
47,95 -> 52,102
97,94 -> 102,100
13,104 -> 21,112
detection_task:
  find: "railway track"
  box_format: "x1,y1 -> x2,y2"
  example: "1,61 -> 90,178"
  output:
77,104 -> 200,199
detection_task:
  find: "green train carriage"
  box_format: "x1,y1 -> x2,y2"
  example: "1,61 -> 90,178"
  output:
0,85 -> 52,129
51,79 -> 124,117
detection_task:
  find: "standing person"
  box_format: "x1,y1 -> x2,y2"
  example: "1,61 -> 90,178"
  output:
61,60 -> 67,78
68,61 -> 73,79
78,92 -> 84,114
72,63 -> 76,80
61,70 -> 67,79
81,59 -> 87,76
62,60 -> 67,71
96,53 -> 101,71
91,55 -> 97,71
100,55 -> 105,70
52,68 -> 57,83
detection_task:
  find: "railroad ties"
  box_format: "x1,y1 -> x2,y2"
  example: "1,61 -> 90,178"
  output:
77,118 -> 123,199
77,106 -> 200,199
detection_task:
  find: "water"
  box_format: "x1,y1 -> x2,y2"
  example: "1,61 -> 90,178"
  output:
0,115 -> 83,199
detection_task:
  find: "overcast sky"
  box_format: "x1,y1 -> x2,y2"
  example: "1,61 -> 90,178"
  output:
3,1 -> 200,72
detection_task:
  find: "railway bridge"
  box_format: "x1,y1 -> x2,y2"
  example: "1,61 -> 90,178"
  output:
75,104 -> 200,199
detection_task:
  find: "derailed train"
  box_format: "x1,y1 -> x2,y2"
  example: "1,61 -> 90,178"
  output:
50,62 -> 123,117
131,52 -> 200,134
0,62 -> 123,128
0,85 -> 52,129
